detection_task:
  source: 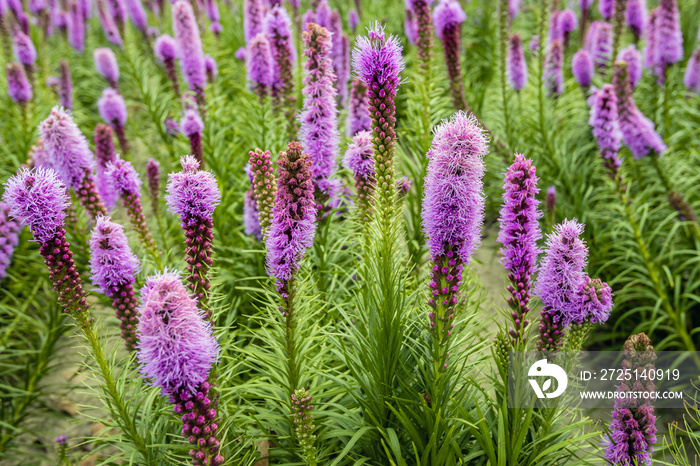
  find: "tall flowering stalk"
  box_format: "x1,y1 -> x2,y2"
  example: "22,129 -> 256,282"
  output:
204,56 -> 217,83
57,59 -> 72,109
558,10 -> 578,49
406,0 -> 432,69
13,30 -> 36,83
248,148 -> 277,237
599,0 -> 614,19
136,271 -> 224,466
247,33 -> 273,101
106,0 -> 126,35
346,78 -> 371,137
653,0 -> 682,82
154,35 -> 181,98
572,49 -> 594,91
291,388 -> 317,465
685,47 -> 700,93
498,154 -> 541,345
89,217 -> 140,351
342,130 -> 375,224
506,33 -> 527,92
94,48 -> 119,89
97,88 -> 129,155
433,0 -> 467,110
39,107 -> 107,220
67,1 -> 85,52
588,21 -> 612,70
299,23 -> 339,201
181,109 -> 205,166
106,156 -> 160,264
604,333 -> 657,465
94,124 -> 118,212
544,40 -> 563,96
125,0 -> 147,36
264,5 -> 296,137
589,84 -> 623,181
6,62 -> 32,107
172,0 -> 206,109
205,0 -> 221,35
243,189 -> 261,240
166,156 -> 221,320
618,45 -> 642,87
0,202 -> 21,279
611,0 -> 627,62
626,0 -> 647,42
643,8 -> 657,70
146,158 -> 160,215
243,0 -> 264,42
422,112 -> 487,369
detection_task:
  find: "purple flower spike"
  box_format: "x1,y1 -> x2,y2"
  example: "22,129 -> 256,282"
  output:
244,0 -> 264,42
653,0 -> 682,81
172,0 -> 206,108
644,8 -> 657,70
98,88 -> 129,155
343,130 -> 375,222
572,49 -> 594,90
599,0 -> 613,19
349,9 -> 359,33
235,47 -> 247,61
588,21 -> 612,70
6,62 -> 31,105
618,45 -> 642,88
626,0 -> 647,41
94,48 -> 119,88
57,60 -> 73,109
498,154 -> 542,344
89,216 -> 140,350
264,4 -> 296,136
433,0 -> 467,110
404,8 -> 418,45
507,33 -> 527,92
299,23 -> 339,200
154,35 -> 181,98
204,55 -> 217,83
247,32 -> 273,100
406,0 -> 433,68
545,186 -> 556,221
346,78 -> 371,137
205,0 -> 220,36
396,176 -> 411,200
0,202 -> 21,279
589,84 -> 623,179
558,9 -> 578,49
3,168 -> 89,316
146,158 -> 160,214
67,1 -> 85,52
243,190 -> 262,240
106,0 -> 126,34
684,47 -> 700,93
97,1 -> 123,47
165,118 -> 180,136
544,40 -> 563,96
292,388 -> 317,459
613,61 -> 667,159
94,124 -> 119,211
248,149 -> 277,237
265,142 -> 316,296
181,108 -> 205,166
13,30 -> 36,66
580,277 -> 613,324
125,0 -> 148,34
136,270 -> 223,466
509,0 -> 521,21
166,156 -> 220,318
39,107 -> 107,219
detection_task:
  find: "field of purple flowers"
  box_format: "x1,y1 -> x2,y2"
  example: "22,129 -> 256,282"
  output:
1,0 -> 700,464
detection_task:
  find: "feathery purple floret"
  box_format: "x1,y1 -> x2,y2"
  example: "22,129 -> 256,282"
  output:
406,0 -> 432,67
264,4 -> 296,131
433,0 -> 467,109
94,48 -> 119,88
244,0 -> 264,42
544,40 -> 563,96
98,88 -> 127,127
181,108 -> 204,138
97,1 -> 123,47
343,130 -> 375,181
599,0 -> 613,19
205,0 -> 221,34
67,2 -> 85,52
106,0 -> 126,31
352,23 -> 404,108
684,47 -> 700,92
626,0 -> 647,40
509,0 -> 521,20
0,202 -> 21,279
89,216 -> 140,294
172,0 -> 206,103
166,156 -> 220,228
404,8 -> 418,45
507,33 -> 527,91
572,49 -> 594,89
349,9 -> 359,32
422,112 -> 487,265
106,156 -> 142,197
580,277 -> 613,324
346,78 -> 371,136
155,34 -> 178,61
589,84 -> 623,177
94,124 -> 119,211
13,30 -> 36,65
6,62 -> 31,104
247,33 -> 273,98
643,8 -> 657,70
588,21 -> 612,69
653,0 -> 682,81
125,0 -> 148,33
205,55 -> 217,82
558,9 -> 578,35
618,45 -> 642,88
315,0 -> 332,29
243,190 -> 262,239
433,0 -> 466,40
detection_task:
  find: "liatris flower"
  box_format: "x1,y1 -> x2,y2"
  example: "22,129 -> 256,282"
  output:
106,156 -> 159,257
626,0 -> 647,41
172,0 -> 206,108
337,35 -> 351,106
433,0 -> 467,110
98,88 -> 129,155
302,9 -> 316,28
265,142 -> 316,296
166,156 -> 221,318
343,130 -> 375,223
618,45 -> 642,87
146,158 -> 160,214
244,0 -> 264,42
204,55 -> 217,83
94,48 -> 119,89
136,271 -> 224,466
529,34 -> 539,52
94,124 -> 119,211
2,168 -> 88,316
643,8 -> 657,70
346,78 -> 371,137
588,21 -> 612,69
404,8 -> 418,45
57,61 -> 72,110
684,47 -> 700,92
558,9 -> 578,49
89,216 -> 141,350
579,277 -> 613,324
352,23 -> 405,211
39,107 -> 107,219
248,149 -> 277,237
154,35 -> 180,98
498,154 -> 542,344
545,185 -> 556,226
67,1 -> 84,52
125,0 -> 147,35
613,61 -> 667,158
6,62 -> 31,105
406,0 -> 432,68
181,109 -> 205,166
13,30 -> 36,79
544,40 -> 563,96
572,49 -> 594,90
299,24 -> 338,200
507,33 -> 527,91
264,5 -> 296,136
548,11 -> 562,44
247,32 -> 273,100
534,219 -> 588,351
0,202 -> 21,279
106,0 -> 126,34
509,0 -> 521,21
165,118 -> 180,136
235,47 -> 246,61
97,1 -> 123,47
653,0 -> 682,81
291,388 -> 317,464
396,176 -> 411,200
599,0 -> 613,19
244,190 -> 261,239
349,9 -> 358,33
589,84 -> 623,179
205,0 -> 221,35
604,333 -> 657,466
422,112 -> 487,361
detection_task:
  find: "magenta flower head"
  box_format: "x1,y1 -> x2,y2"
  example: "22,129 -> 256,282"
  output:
588,21 -> 612,69
406,0 -> 433,68
98,88 -> 127,127
67,2 -> 85,52
235,47 -> 247,61
404,8 -> 418,45
343,130 -> 375,222
106,0 -> 126,31
346,78 -> 371,137
6,62 -> 31,104
204,55 -> 217,83
684,47 -> 700,93
599,0 -> 613,19
181,108 -> 205,165
94,48 -> 119,88
558,9 -> 578,48
349,9 -> 359,32
205,0 -> 220,32
13,30 -> 36,66
172,0 -> 206,106
299,23 -> 339,198
433,0 -> 466,40
626,0 -> 647,41
125,0 -> 148,33
589,84 -> 623,178
94,124 -> 119,211
572,49 -> 594,89
498,154 -> 542,343
264,4 -> 296,133
247,32 -> 273,99
244,0 -> 264,42
579,277 -> 613,324
433,0 -> 467,109
244,189 -> 262,240
0,202 -> 21,279
544,40 -> 563,96
265,142 -> 317,295
58,60 -> 73,109
618,45 -> 642,88
653,0 -> 683,81
507,33 -> 527,92
509,0 -> 521,20
155,34 -> 178,62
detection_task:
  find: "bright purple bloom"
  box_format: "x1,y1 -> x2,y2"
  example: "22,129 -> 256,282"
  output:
94,124 -> 119,211
243,189 -> 262,240
125,0 -> 148,33
299,23 -> 339,197
599,0 -> 613,19
579,0 -> 593,10
507,33 -> 527,91
265,142 -> 316,293
626,0 -> 647,40
643,8 -> 657,70
0,202 -> 21,279
302,9 -> 315,28
235,47 -> 246,61
55,435 -> 68,446
509,0 -> 521,21
98,88 -> 127,127
548,11 -> 562,44
29,0 -> 45,14
264,4 -> 296,132
589,84 -> 623,178
406,0 -> 432,67
244,0 -> 264,42
94,48 -> 119,88
6,62 -> 31,104
579,277 -> 613,324
97,0 -> 123,47
314,0 -> 331,29
404,8 -> 418,45
618,45 -> 642,87
247,32 -> 273,99
172,0 -> 206,106
572,49 -> 594,89
154,35 -> 180,97
205,0 -> 220,29
588,21 -> 612,69
558,9 -> 577,48
204,55 -> 217,83
684,47 -> 700,92
653,0 -> 682,81
181,108 -> 204,165
67,1 -> 85,52
433,0 -> 467,109
346,78 -> 371,137
349,9 -> 359,32
343,130 -> 375,220
13,30 -> 36,65
106,0 -> 126,32
544,40 -> 563,96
